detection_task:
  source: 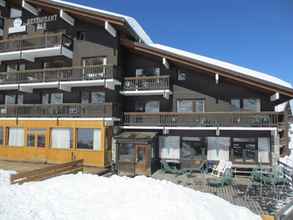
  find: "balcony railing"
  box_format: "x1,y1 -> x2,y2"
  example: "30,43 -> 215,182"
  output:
124,112 -> 281,127
0,65 -> 118,84
0,103 -> 120,118
123,75 -> 170,91
0,32 -> 73,53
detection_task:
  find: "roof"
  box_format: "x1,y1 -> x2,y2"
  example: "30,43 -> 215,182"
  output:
45,0 -> 153,44
32,0 -> 292,93
151,44 -> 292,89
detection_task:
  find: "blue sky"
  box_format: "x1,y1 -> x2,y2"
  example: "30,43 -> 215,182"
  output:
69,0 -> 293,85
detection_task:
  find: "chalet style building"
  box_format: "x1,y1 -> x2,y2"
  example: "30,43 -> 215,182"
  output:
0,0 -> 292,176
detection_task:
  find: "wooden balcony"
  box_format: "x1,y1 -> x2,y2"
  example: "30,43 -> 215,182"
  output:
123,75 -> 170,91
0,65 -> 118,85
0,33 -> 73,61
0,103 -> 120,118
124,112 -> 281,127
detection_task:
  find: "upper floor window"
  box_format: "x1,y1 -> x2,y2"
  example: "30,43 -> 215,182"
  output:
10,8 -> 22,18
231,99 -> 241,112
81,91 -> 105,104
5,94 -> 23,105
82,56 -> 107,66
177,99 -> 205,113
243,98 -> 261,112
145,101 -> 160,113
42,93 -> 63,105
135,67 -> 160,77
178,72 -> 186,81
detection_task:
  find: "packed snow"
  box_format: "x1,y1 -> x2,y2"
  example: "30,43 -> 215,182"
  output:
0,173 -> 261,220
0,170 -> 16,186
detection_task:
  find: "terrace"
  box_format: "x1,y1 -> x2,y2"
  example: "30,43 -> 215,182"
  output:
120,75 -> 172,98
0,103 -> 120,118
0,65 -> 121,91
123,112 -> 281,128
0,32 -> 73,62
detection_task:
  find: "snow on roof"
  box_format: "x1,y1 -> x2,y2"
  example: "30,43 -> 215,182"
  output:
50,0 -> 153,44
0,173 -> 261,220
151,44 -> 292,89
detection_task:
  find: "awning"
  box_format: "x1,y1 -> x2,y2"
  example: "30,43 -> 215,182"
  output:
115,132 -> 158,143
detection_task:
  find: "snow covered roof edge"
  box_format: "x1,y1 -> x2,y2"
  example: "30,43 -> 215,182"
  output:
50,0 -> 153,44
151,44 -> 292,90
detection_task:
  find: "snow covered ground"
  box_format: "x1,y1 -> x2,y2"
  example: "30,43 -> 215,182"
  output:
0,172 -> 261,220
0,170 -> 16,186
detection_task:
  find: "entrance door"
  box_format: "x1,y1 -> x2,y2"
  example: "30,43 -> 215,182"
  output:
231,138 -> 257,163
135,144 -> 150,175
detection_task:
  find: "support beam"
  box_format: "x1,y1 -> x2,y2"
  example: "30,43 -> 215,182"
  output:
59,84 -> 71,92
19,86 -> 33,93
163,91 -> 170,100
22,0 -> 39,16
60,9 -> 75,26
163,129 -> 169,135
105,81 -> 115,90
270,92 -> 280,102
162,57 -> 170,69
105,21 -> 117,38
215,73 -> 219,84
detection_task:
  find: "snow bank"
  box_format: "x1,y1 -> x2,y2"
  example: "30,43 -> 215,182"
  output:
0,170 -> 16,186
0,174 -> 260,220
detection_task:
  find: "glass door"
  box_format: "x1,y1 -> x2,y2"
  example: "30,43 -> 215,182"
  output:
231,138 -> 257,163
135,144 -> 150,175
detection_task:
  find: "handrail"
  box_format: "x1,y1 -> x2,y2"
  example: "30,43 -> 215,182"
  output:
124,75 -> 170,80
0,65 -> 118,84
124,111 -> 281,127
0,103 -> 120,118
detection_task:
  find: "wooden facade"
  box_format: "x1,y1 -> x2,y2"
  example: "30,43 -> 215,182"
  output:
0,0 -> 292,173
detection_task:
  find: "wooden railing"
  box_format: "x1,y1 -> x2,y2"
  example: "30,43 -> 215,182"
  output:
0,65 -> 118,84
10,160 -> 84,184
123,75 -> 170,91
124,112 -> 281,127
0,103 -> 120,118
0,32 -> 73,53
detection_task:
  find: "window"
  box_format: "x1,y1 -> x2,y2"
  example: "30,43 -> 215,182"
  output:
0,128 -> 3,145
27,129 -> 46,148
51,93 -> 63,104
178,72 -> 186,81
8,128 -> 24,147
91,92 -> 105,104
195,99 -> 205,112
10,8 -> 22,18
145,101 -> 160,113
77,31 -> 86,40
243,99 -> 260,112
42,93 -> 63,104
82,56 -> 107,66
177,99 -> 205,113
5,94 -> 23,105
77,128 -> 101,150
181,137 -> 207,160
177,100 -> 193,113
119,143 -> 134,162
51,128 -> 72,149
135,69 -> 144,77
231,99 -> 241,112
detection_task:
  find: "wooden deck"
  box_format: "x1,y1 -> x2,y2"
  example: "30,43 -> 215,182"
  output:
0,160 -> 108,175
152,170 -> 293,216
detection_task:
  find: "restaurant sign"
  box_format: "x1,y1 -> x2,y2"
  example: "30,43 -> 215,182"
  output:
9,14 -> 58,34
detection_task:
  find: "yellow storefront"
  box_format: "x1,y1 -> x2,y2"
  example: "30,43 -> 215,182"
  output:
0,118 -> 112,167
